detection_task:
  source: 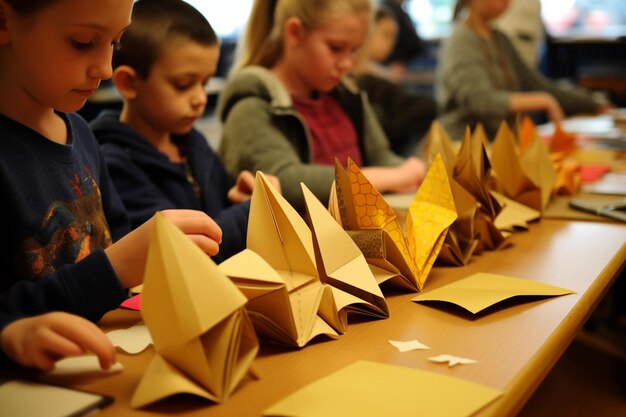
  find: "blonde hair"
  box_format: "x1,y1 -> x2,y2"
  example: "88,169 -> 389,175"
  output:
234,0 -> 373,72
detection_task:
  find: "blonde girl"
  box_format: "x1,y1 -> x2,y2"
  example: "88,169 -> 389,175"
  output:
219,0 -> 425,211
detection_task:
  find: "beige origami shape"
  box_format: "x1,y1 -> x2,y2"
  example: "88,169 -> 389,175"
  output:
491,122 -> 544,212
437,174 -> 479,266
221,172 -> 340,347
131,213 -> 258,408
220,248 -> 339,347
302,183 -> 389,330
454,127 -> 502,219
424,122 -> 506,264
423,120 -> 458,177
223,172 -> 386,346
520,132 -> 557,212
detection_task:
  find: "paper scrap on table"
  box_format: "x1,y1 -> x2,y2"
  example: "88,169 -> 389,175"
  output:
107,324 -> 152,354
120,293 -> 141,310
412,272 -> 574,314
389,339 -> 430,352
263,360 -> 502,417
47,356 -> 123,376
429,354 -> 477,367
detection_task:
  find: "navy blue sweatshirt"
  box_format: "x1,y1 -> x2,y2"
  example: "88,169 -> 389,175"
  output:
91,111 -> 249,264
0,112 -> 131,367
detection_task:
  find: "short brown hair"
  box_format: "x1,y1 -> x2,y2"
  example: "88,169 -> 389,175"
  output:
113,0 -> 218,79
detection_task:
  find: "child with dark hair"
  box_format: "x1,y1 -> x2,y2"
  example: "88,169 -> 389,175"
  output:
91,0 -> 272,263
353,5 -> 436,156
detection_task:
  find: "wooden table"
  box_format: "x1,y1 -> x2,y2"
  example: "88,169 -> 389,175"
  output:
32,219 -> 624,417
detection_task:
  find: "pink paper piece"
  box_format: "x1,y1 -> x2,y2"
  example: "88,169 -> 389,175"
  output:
120,293 -> 142,311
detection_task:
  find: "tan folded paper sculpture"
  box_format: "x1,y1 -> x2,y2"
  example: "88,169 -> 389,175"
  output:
302,183 -> 389,328
332,155 -> 456,291
454,127 -> 509,253
220,172 -> 388,347
131,213 -> 258,408
491,122 -> 554,212
423,124 -> 507,264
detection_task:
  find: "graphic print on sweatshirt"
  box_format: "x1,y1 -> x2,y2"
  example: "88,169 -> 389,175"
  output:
13,166 -> 113,280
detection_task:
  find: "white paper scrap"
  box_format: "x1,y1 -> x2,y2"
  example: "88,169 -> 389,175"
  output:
107,324 -> 152,354
389,339 -> 430,352
428,354 -> 477,367
48,355 -> 124,376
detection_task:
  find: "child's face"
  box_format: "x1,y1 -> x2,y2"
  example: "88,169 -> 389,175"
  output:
368,16 -> 398,63
291,11 -> 370,95
130,41 -> 219,135
2,0 -> 132,113
471,0 -> 511,21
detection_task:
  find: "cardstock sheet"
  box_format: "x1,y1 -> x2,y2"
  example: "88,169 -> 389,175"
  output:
412,273 -> 574,314
263,361 -> 502,417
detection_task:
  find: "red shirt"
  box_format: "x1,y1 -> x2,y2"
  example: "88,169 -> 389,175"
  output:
292,92 -> 363,167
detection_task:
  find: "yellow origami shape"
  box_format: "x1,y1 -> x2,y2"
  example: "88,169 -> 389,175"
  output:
405,154 -> 458,290
131,213 -> 258,408
333,155 -> 456,291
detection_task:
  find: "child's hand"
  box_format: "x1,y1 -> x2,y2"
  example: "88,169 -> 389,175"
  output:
387,157 -> 425,193
0,312 -> 116,371
361,157 -> 425,194
227,170 -> 255,203
543,94 -> 565,124
228,171 -> 282,203
106,209 -> 222,288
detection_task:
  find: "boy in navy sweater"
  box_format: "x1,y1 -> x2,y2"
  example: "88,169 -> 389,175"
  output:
91,0 -> 278,263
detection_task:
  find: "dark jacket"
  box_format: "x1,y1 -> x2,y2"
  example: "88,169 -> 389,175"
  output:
91,111 -> 249,263
0,112 -> 130,367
